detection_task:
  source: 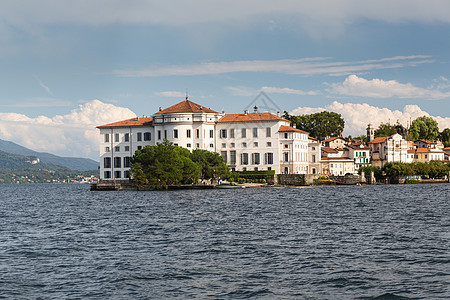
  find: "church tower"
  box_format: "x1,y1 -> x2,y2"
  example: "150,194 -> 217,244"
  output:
366,123 -> 375,142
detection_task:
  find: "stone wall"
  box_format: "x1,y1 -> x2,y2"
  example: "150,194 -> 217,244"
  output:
277,174 -> 320,186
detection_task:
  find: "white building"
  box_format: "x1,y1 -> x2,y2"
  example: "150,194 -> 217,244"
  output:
216,109 -> 310,174
308,137 -> 322,174
368,133 -> 408,167
97,99 -> 315,180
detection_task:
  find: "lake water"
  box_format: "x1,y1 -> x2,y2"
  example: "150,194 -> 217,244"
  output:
0,183 -> 449,299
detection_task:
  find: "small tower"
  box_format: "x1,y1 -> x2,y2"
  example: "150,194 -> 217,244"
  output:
367,123 -> 375,143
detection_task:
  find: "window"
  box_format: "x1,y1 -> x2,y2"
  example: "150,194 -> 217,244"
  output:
241,153 -> 248,165
125,133 -> 129,142
284,152 -> 289,162
230,151 -> 236,165
220,129 -> 227,138
222,143 -> 226,148
266,127 -> 271,137
210,130 -> 214,138
284,144 -> 289,149
115,133 -> 119,142
312,146 -> 315,151
196,129 -> 200,139
331,163 -> 333,168
252,153 -> 260,165
254,142 -> 258,147
265,153 -> 273,165
196,143 -> 200,148
242,128 -> 246,138
104,134 -> 109,143
137,132 -> 142,141
187,143 -> 191,148
143,132 -> 151,141
114,171 -> 121,178
158,130 -> 161,140
425,154 -> 428,159
267,142 -> 271,147
230,129 -> 235,138
187,129 -> 191,138
137,146 -> 142,150
312,154 -> 316,163
114,157 -> 121,168
230,143 -> 235,148
221,151 -> 227,163
123,157 -> 130,168
105,147 -> 110,152
164,130 -> 167,139
284,133 -> 288,139
242,142 -> 247,148
253,128 -> 258,138
210,143 -> 214,148
104,157 -> 111,168
104,171 -> 111,179
114,146 -> 120,152
173,129 -> 178,138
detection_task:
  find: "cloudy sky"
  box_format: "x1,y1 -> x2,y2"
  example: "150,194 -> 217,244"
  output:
1,0 -> 449,160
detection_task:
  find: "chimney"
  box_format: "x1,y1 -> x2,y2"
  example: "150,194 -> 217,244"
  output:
244,110 -> 248,115
253,105 -> 258,113
293,123 -> 297,128
159,107 -> 162,111
277,111 -> 280,117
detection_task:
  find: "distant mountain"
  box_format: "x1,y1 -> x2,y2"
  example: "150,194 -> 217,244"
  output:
0,150 -> 68,170
0,139 -> 99,171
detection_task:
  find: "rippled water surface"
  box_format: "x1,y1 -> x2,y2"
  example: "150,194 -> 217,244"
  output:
1,183 -> 449,299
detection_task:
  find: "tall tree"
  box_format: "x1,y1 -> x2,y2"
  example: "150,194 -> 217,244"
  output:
374,123 -> 397,137
439,128 -> 450,147
283,111 -> 345,139
409,116 -> 440,141
190,149 -> 229,180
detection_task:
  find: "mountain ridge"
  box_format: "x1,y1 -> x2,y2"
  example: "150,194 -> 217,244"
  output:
0,139 -> 99,171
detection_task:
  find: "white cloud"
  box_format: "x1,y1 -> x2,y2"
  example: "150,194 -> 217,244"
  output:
33,75 -> 53,96
155,91 -> 186,98
328,75 -> 450,99
262,86 -> 319,95
291,101 -> 450,137
113,56 -> 432,77
0,100 -> 136,160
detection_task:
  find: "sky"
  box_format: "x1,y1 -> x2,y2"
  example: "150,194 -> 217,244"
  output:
0,0 -> 449,160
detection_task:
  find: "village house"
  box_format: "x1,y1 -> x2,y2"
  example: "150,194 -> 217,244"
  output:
320,147 -> 355,175
367,133 -> 409,167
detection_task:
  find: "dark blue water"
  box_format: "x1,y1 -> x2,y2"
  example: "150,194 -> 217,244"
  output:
0,184 -> 449,299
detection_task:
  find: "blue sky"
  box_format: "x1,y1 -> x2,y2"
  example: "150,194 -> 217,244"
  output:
0,1 -> 449,159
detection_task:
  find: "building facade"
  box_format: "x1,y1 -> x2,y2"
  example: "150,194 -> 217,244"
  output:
368,134 -> 408,167
97,99 -> 315,180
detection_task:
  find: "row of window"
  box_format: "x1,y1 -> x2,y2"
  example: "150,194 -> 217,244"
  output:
221,141 -> 272,148
104,170 -> 129,179
220,151 -> 274,165
103,157 -> 131,169
104,132 -> 151,143
105,146 -> 131,152
220,127 -> 271,139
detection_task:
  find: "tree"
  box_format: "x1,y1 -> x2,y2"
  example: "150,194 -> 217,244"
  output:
409,116 -> 439,141
283,111 -> 345,139
439,128 -> 450,147
131,140 -> 201,189
374,123 -> 397,138
190,149 -> 229,180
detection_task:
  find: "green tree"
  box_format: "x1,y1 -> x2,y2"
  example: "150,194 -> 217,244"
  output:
283,111 -> 345,139
374,123 -> 397,137
409,116 -> 440,141
131,140 -> 201,189
439,128 -> 450,147
190,149 -> 229,180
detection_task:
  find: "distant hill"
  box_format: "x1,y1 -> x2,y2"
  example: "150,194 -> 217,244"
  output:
0,139 -> 99,171
0,149 -> 68,170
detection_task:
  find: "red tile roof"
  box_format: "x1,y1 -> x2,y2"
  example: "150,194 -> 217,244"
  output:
155,99 -> 218,114
417,139 -> 436,144
407,149 -> 415,153
218,112 -> 286,123
308,136 -> 319,141
278,125 -> 309,134
321,147 -> 338,153
97,117 -> 153,128
415,148 -> 430,153
368,136 -> 388,144
321,157 -> 354,161
322,136 -> 346,143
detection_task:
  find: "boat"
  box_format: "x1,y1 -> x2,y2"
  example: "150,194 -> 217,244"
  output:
216,182 -> 246,189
